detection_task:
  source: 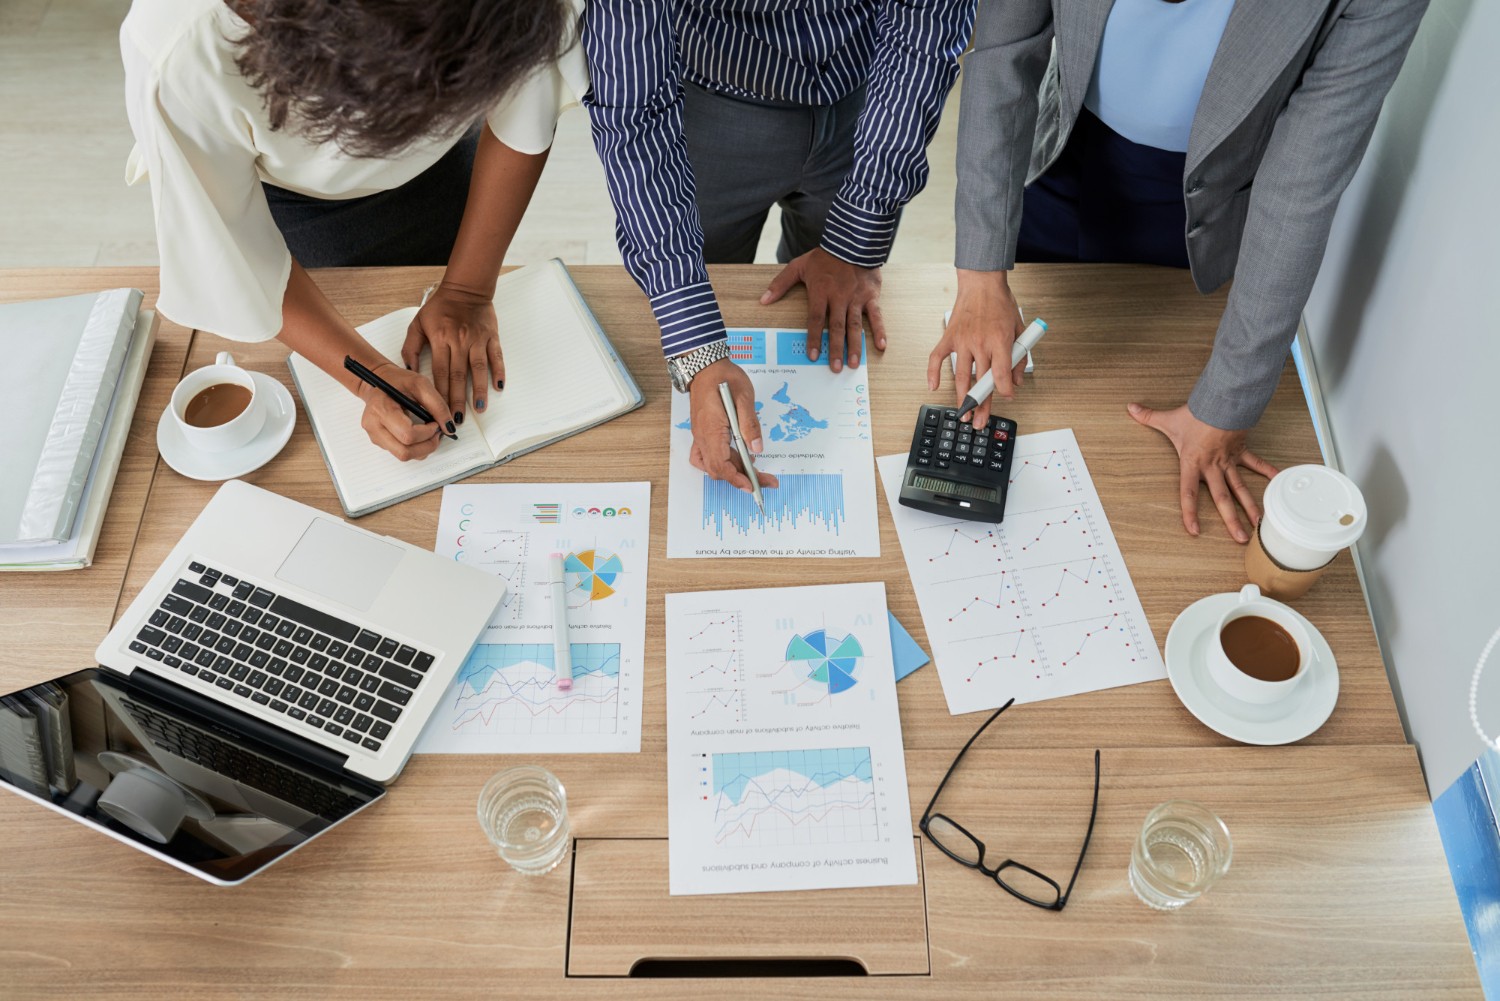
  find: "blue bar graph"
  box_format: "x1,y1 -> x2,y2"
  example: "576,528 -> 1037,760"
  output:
702,473 -> 846,538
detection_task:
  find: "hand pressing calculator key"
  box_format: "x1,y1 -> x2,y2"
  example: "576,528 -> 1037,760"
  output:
897,404 -> 1018,523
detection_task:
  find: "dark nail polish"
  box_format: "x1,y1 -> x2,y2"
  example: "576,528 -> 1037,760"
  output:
446,420 -> 456,434
496,379 -> 504,390
454,411 -> 464,425
476,399 -> 485,412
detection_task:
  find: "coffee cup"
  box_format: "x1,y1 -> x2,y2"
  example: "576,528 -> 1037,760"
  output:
170,352 -> 265,453
1207,584 -> 1313,704
1246,465 -> 1367,600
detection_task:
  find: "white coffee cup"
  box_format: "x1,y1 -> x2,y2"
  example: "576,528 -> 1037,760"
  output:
170,352 -> 265,453
1207,584 -> 1313,705
1259,465 -> 1367,571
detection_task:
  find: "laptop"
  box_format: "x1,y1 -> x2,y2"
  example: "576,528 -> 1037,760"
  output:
0,480 -> 505,884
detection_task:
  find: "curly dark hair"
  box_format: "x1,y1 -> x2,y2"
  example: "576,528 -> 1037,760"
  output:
228,0 -> 572,158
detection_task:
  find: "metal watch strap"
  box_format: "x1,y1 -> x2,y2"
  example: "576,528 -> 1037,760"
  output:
667,340 -> 729,393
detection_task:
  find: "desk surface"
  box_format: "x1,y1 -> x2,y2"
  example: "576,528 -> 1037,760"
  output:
0,265 -> 1473,998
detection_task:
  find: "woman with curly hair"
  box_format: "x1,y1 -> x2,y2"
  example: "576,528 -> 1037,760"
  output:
122,0 -> 585,460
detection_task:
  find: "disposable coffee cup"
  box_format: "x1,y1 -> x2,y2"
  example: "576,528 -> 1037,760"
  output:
1246,465 -> 1366,600
170,351 -> 265,453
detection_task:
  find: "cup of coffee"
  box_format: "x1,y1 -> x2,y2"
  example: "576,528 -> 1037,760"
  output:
170,352 -> 264,452
1207,584 -> 1313,704
1246,464 -> 1367,601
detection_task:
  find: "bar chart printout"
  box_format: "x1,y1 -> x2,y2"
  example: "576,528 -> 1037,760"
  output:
417,481 -> 651,754
668,329 -> 879,558
665,582 -> 916,895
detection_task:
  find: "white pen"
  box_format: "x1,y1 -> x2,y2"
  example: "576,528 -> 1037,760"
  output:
718,381 -> 765,513
549,553 -> 573,692
957,318 -> 1049,421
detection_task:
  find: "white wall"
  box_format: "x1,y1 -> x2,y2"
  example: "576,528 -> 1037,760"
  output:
1303,0 -> 1499,794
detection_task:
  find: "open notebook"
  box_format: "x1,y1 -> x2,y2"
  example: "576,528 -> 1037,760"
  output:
288,260 -> 643,517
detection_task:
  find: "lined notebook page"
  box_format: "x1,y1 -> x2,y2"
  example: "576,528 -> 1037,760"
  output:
474,261 -> 634,459
289,310 -> 494,514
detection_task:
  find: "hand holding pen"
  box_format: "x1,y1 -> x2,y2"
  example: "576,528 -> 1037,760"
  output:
345,356 -> 458,461
684,357 -> 779,496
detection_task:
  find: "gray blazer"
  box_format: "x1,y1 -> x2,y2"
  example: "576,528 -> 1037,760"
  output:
955,0 -> 1429,429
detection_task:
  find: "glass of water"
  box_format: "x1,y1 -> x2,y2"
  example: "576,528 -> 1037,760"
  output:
477,766 -> 571,875
1129,800 -> 1232,910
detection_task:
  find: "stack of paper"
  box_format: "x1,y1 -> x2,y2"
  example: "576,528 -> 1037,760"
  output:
0,292 -> 158,571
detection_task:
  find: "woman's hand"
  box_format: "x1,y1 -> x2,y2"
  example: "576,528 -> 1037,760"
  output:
928,269 -> 1027,427
1127,402 -> 1280,542
355,361 -> 451,461
402,282 -> 504,425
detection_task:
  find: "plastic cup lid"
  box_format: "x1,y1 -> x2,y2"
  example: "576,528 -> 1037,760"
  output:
1263,464 -> 1367,552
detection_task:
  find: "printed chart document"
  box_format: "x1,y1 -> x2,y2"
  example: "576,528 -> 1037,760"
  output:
878,428 -> 1166,715
416,482 -> 649,754
665,581 -> 916,895
668,329 -> 878,558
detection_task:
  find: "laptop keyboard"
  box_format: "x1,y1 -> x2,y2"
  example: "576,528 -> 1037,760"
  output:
120,696 -> 365,819
129,560 -> 437,756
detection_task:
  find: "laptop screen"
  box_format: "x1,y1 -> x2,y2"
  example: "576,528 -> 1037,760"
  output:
0,668 -> 383,884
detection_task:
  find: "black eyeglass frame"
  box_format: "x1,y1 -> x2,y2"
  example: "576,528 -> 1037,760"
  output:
919,698 -> 1101,911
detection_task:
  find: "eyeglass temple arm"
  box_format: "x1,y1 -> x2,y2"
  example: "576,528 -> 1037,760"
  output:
921,698 -> 1017,820
1057,748 -> 1102,904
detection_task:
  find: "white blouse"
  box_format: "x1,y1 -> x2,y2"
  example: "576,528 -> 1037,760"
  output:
121,0 -> 589,342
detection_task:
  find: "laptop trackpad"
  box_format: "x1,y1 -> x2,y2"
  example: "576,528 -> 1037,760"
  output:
276,519 -> 402,613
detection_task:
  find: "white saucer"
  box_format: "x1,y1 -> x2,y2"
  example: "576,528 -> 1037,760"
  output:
157,372 -> 295,481
1165,592 -> 1339,745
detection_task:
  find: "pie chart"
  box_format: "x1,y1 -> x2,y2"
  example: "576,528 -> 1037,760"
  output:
785,629 -> 862,694
564,550 -> 623,601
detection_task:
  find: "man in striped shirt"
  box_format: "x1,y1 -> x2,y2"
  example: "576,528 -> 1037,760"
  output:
583,0 -> 975,492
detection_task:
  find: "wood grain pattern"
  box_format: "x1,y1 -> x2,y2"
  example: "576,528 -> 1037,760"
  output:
0,270 -> 193,684
0,265 -> 1468,999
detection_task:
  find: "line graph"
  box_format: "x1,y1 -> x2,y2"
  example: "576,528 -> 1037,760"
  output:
443,642 -> 622,736
703,747 -> 878,847
702,473 -> 847,539
918,523 -> 999,563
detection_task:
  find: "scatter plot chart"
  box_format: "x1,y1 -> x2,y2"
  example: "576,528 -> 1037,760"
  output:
878,429 -> 1165,714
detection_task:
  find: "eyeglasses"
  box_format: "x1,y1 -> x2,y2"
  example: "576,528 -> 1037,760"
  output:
919,698 -> 1101,910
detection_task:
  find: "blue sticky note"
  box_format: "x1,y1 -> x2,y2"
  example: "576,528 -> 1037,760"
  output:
889,611 -> 930,682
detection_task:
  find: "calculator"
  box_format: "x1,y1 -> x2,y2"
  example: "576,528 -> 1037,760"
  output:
897,404 -> 1018,523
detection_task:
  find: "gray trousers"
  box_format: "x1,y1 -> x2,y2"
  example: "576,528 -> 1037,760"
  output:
681,82 -> 872,264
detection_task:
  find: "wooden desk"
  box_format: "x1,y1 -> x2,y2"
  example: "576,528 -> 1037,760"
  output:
0,265 -> 1474,997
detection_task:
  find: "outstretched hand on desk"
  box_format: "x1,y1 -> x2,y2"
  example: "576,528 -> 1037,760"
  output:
1128,402 -> 1279,544
403,282 -> 505,426
688,358 -> 780,495
761,248 -> 887,372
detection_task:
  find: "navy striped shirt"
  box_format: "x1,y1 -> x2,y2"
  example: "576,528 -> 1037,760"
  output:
582,0 -> 975,358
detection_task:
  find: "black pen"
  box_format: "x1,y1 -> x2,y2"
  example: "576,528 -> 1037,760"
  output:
342,356 -> 458,441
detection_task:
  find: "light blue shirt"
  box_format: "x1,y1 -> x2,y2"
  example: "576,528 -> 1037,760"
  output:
1084,0 -> 1236,153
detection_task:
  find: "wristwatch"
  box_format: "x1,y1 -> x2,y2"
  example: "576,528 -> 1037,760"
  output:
666,340 -> 730,393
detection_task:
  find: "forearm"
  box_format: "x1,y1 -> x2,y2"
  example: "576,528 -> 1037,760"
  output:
953,0 -> 1054,271
276,260 -> 388,397
822,0 -> 975,268
442,126 -> 550,296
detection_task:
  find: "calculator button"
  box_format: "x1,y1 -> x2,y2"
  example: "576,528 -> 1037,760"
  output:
936,459 -> 950,469
989,460 -> 1005,470
936,449 -> 952,460
920,436 -> 935,447
955,442 -> 970,454
942,419 -> 957,430
918,448 -> 932,458
995,429 -> 1010,441
924,411 -> 940,426
972,443 -> 987,458
970,455 -> 985,466
916,456 -> 931,466
940,429 -> 955,441
943,409 -> 958,420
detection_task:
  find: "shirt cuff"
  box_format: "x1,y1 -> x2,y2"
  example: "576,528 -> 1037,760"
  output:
820,199 -> 898,269
652,281 -> 727,357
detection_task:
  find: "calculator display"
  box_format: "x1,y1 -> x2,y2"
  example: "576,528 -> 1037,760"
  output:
897,405 -> 1017,523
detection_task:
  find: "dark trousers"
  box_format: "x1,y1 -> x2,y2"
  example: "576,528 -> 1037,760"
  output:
262,130 -> 479,268
681,82 -> 886,264
1017,109 -> 1190,269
